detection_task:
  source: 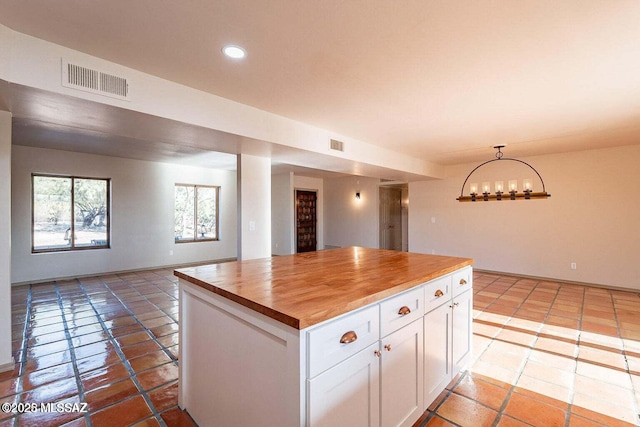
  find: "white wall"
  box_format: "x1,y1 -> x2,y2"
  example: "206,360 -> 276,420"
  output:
0,111 -> 13,370
324,176 -> 380,249
12,146 -> 237,284
237,154 -> 271,260
409,145 -> 640,290
271,172 -> 294,255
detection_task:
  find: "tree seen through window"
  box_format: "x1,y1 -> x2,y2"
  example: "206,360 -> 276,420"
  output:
175,184 -> 219,242
32,175 -> 110,252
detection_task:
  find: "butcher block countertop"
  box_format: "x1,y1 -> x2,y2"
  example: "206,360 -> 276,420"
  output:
174,247 -> 473,330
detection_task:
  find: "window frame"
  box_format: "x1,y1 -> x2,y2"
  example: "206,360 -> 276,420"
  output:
31,173 -> 111,253
174,183 -> 220,243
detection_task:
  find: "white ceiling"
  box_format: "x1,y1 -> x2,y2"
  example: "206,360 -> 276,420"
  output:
2,0 -> 640,169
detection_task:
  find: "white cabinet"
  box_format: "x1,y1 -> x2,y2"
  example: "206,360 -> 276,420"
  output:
380,286 -> 423,337
307,287 -> 425,427
423,300 -> 451,407
307,318 -> 424,427
380,319 -> 423,427
423,267 -> 473,408
451,289 -> 472,375
308,342 -> 380,427
179,264 -> 472,427
307,305 -> 380,378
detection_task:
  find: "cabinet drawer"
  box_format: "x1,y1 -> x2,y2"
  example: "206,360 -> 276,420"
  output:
424,276 -> 451,313
307,305 -> 379,378
452,267 -> 472,296
380,287 -> 423,337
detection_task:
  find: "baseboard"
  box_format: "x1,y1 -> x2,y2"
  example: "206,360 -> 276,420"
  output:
11,257 -> 237,287
474,268 -> 639,293
0,357 -> 15,373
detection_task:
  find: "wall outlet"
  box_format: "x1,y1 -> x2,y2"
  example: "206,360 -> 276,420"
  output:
169,250 -> 173,256
570,262 -> 577,270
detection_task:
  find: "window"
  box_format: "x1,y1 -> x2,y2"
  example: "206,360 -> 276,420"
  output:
32,174 -> 110,252
175,184 -> 219,242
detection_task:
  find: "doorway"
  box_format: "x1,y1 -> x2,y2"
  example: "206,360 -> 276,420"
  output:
295,190 -> 317,253
379,186 -> 406,251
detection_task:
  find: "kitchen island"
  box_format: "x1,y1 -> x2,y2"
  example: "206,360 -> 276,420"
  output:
175,247 -> 473,427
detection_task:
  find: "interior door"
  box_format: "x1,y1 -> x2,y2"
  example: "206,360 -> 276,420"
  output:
379,187 -> 402,251
296,190 -> 317,253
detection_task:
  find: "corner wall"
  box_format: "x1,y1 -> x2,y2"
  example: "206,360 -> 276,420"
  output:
271,172 -> 294,255
409,145 -> 640,290
237,154 -> 271,260
11,145 -> 237,284
0,111 -> 13,370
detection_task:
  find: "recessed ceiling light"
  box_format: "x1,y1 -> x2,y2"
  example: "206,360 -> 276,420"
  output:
222,45 -> 246,59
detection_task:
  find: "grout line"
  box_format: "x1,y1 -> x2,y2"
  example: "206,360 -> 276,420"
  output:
95,274 -> 179,366
53,281 -> 93,427
489,277 -> 546,427
532,280 -> 571,427
75,278 -> 169,427
566,283 -> 586,427
8,284 -> 33,427
610,288 -> 640,426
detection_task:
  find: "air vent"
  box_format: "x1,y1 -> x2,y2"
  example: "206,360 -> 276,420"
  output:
330,139 -> 344,152
62,60 -> 130,101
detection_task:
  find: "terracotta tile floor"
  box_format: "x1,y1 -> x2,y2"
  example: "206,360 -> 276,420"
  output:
1,268 -> 192,427
417,272 -> 640,427
2,268 -> 640,426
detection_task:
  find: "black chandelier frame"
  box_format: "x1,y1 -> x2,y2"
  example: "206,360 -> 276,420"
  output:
456,145 -> 551,202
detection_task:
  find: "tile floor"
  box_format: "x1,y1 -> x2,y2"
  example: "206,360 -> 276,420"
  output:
417,272 -> 640,427
1,268 -> 639,426
1,268 -> 191,427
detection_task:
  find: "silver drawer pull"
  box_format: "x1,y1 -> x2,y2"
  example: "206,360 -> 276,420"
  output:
340,331 -> 358,344
398,306 -> 411,316
434,289 -> 444,298
459,278 -> 468,285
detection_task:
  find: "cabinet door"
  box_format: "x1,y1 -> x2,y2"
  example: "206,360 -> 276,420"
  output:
380,319 -> 424,427
451,289 -> 472,376
308,343 -> 380,427
423,302 -> 450,408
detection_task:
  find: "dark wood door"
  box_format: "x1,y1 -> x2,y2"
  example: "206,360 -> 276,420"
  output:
296,190 -> 317,253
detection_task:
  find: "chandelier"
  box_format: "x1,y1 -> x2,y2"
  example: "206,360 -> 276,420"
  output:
456,145 -> 551,202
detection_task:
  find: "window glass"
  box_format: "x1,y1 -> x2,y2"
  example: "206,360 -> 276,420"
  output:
32,175 -> 110,252
74,178 -> 109,247
33,176 -> 72,250
196,186 -> 217,240
175,185 -> 195,241
175,184 -> 219,242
